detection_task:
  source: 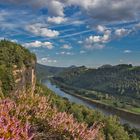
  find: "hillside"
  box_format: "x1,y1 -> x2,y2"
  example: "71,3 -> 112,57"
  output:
53,64 -> 140,114
0,40 -> 36,95
36,63 -> 66,80
53,64 -> 140,97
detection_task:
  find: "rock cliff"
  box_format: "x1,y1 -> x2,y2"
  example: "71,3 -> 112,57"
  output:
12,61 -> 36,94
0,40 -> 36,96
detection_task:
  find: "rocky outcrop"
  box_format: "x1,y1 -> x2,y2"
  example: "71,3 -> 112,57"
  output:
12,61 -> 36,94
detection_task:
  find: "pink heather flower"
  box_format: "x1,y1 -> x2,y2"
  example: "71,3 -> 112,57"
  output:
0,99 -> 33,140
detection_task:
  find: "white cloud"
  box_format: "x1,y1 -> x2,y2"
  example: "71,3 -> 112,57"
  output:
26,23 -> 59,38
38,57 -> 57,65
24,40 -> 54,49
66,0 -> 140,22
135,22 -> 140,29
119,59 -> 123,62
11,39 -> 18,43
56,51 -> 74,55
115,28 -> 130,37
0,37 -> 5,40
47,16 -> 67,24
96,25 -> 106,33
85,30 -> 111,44
0,10 -> 9,21
61,44 -> 72,49
84,25 -> 133,49
71,20 -> 85,25
47,1 -> 64,17
1,0 -> 65,17
85,44 -> 105,49
84,27 -> 111,49
78,40 -> 83,44
2,0 -> 140,23
80,50 -> 86,54
66,52 -> 74,55
124,50 -> 132,53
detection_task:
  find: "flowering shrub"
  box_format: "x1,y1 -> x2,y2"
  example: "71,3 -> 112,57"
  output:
48,112 -> 100,140
13,93 -> 101,140
0,99 -> 33,140
0,90 -> 100,139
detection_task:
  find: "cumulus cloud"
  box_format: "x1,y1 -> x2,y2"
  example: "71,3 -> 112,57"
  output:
61,44 -> 72,49
115,28 -> 131,37
96,25 -> 106,33
2,0 -> 140,22
38,57 -> 57,65
26,23 -> 59,38
85,29 -> 111,47
84,24 -> 133,49
67,0 -> 140,22
0,0 -> 65,16
84,26 -> 111,49
47,16 -> 67,24
24,40 -> 54,49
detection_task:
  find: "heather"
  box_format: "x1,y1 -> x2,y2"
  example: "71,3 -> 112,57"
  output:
0,99 -> 33,140
0,90 -> 101,140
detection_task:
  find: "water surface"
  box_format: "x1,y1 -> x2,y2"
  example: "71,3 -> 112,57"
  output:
43,80 -> 140,129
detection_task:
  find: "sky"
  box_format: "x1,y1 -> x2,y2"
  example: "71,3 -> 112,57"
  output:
0,0 -> 140,67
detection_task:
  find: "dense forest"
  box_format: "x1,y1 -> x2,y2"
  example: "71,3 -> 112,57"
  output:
52,65 -> 140,114
54,65 -> 140,99
0,40 -> 140,139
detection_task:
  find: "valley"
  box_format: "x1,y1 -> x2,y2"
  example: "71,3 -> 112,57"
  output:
42,79 -> 140,129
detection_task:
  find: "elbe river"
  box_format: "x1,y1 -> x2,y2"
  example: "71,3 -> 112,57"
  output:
43,80 -> 140,129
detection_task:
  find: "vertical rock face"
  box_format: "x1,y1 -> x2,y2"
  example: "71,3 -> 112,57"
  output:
25,61 -> 36,93
13,61 -> 36,94
0,40 -> 36,95
0,81 -> 4,98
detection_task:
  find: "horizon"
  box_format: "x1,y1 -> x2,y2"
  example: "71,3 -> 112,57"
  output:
37,62 -> 139,69
0,1 -> 140,67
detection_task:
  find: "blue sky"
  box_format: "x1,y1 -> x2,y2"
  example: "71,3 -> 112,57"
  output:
0,0 -> 140,67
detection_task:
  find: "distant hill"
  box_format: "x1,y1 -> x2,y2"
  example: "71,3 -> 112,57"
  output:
36,63 -> 66,80
53,64 -> 140,109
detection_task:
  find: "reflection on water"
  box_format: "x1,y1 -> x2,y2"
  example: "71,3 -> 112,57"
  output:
43,80 -> 140,129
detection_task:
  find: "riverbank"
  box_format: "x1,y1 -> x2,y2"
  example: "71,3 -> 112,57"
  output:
52,79 -> 140,114
48,79 -> 140,128
62,88 -> 140,124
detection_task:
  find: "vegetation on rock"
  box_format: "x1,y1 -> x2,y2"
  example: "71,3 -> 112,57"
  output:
0,40 -> 36,94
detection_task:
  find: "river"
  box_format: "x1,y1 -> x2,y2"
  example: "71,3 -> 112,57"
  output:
43,79 -> 140,129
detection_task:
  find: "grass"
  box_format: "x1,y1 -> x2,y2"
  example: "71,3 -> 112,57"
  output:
130,107 -> 140,114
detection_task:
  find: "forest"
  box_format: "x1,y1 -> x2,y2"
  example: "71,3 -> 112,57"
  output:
52,65 -> 140,114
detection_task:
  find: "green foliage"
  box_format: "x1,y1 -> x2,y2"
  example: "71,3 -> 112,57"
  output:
0,66 -> 15,93
0,40 -> 36,94
53,64 -> 140,112
36,63 -> 66,80
0,40 -> 36,68
36,83 -> 140,140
